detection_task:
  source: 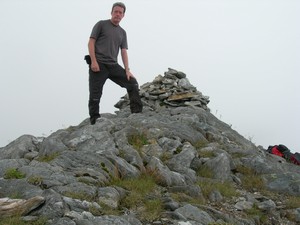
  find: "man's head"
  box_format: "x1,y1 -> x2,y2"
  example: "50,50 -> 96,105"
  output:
112,2 -> 126,13
111,2 -> 126,25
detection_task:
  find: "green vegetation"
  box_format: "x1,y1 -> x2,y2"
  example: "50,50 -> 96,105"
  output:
235,165 -> 265,191
4,168 -> 26,179
64,191 -> 94,202
171,192 -> 205,205
128,132 -> 149,151
198,179 -> 238,200
36,152 -> 60,162
245,206 -> 268,223
94,203 -> 120,216
159,151 -> 173,162
7,192 -> 23,199
230,152 -> 247,159
196,165 -> 214,178
0,216 -> 47,225
193,140 -> 208,150
141,199 -> 162,221
27,175 -> 43,186
285,195 -> 300,209
198,150 -> 215,158
174,146 -> 182,154
208,223 -> 234,225
110,171 -> 162,221
100,162 -> 110,174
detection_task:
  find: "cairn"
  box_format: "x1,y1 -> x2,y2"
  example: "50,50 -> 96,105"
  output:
115,68 -> 210,111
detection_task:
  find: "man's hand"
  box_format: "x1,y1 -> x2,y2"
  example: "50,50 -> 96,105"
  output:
126,70 -> 135,80
91,61 -> 100,72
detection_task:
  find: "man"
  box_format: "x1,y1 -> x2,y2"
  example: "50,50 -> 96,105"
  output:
87,2 -> 143,125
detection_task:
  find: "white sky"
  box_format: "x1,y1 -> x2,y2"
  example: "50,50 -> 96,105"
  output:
0,0 -> 299,152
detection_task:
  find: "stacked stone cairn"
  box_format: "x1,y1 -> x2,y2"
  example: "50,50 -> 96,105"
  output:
115,68 -> 210,111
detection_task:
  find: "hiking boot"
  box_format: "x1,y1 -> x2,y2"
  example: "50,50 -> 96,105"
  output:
90,115 -> 100,125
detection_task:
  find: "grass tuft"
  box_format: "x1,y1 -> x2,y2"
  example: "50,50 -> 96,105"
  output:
36,152 -> 60,162
4,168 -> 26,179
197,165 -> 214,178
109,170 -> 162,221
198,179 -> 238,201
235,165 -> 265,191
128,133 -> 149,151
0,216 -> 47,225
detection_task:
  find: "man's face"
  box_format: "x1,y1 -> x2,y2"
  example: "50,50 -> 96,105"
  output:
111,6 -> 125,25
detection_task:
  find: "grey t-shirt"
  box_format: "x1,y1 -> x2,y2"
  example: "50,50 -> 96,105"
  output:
90,19 -> 128,64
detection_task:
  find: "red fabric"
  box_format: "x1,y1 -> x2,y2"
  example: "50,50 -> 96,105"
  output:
290,155 -> 300,165
271,146 -> 284,157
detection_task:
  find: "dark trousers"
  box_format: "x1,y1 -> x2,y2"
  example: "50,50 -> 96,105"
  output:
88,62 -> 143,119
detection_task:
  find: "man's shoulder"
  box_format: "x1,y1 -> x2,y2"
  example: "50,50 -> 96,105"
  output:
96,19 -> 110,25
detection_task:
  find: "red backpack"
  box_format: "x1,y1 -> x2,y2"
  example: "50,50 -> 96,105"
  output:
267,145 -> 300,166
267,145 -> 284,157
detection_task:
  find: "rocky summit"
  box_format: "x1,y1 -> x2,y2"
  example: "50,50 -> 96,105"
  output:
1,68 -> 300,225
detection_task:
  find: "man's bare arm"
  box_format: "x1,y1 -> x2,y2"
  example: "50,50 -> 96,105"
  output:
88,38 -> 100,72
121,48 -> 134,80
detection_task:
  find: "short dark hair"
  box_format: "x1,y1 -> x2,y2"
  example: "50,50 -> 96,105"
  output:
112,2 -> 126,13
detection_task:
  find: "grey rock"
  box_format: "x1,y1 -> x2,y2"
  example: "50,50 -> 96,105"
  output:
52,182 -> 97,200
295,208 -> 300,222
63,196 -> 101,212
209,190 -> 223,203
203,152 -> 234,181
54,217 -> 77,225
234,200 -> 253,211
256,199 -> 276,211
39,130 -> 69,157
97,186 -> 125,209
0,179 -> 43,198
0,158 -> 29,177
265,172 -> 300,196
178,78 -> 195,90
0,135 -> 39,159
80,215 -> 133,225
121,214 -> 143,225
147,157 -> 186,187
31,189 -> 65,219
162,197 -> 180,211
0,196 -> 45,217
175,204 -> 215,224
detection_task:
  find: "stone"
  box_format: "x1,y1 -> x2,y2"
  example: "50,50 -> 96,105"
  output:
234,200 -> 253,211
175,204 -> 215,224
0,196 -> 45,217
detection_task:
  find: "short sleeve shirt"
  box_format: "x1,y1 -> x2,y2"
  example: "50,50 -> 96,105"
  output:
90,19 -> 128,64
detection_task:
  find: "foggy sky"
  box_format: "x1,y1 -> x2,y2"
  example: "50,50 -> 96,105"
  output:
0,0 -> 299,152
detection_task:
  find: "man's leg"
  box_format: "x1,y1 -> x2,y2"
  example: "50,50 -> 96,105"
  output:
108,64 -> 143,113
88,65 -> 109,124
